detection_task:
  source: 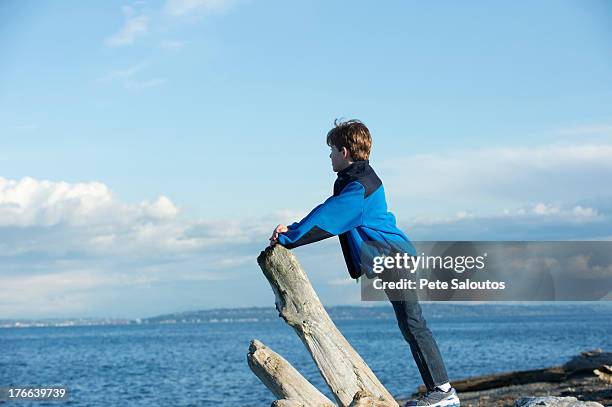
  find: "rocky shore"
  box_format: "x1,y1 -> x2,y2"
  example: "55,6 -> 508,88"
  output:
398,350 -> 611,407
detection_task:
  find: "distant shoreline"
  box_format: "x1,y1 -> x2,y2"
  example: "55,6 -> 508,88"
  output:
2,302 -> 611,329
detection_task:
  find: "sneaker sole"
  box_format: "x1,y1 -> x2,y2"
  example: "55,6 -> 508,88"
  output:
405,400 -> 460,407
431,400 -> 460,407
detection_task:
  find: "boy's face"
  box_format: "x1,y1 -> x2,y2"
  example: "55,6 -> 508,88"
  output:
329,144 -> 352,172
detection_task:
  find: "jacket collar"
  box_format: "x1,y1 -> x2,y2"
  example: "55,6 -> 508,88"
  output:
337,160 -> 370,179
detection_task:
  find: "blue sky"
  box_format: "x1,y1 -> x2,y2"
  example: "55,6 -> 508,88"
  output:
1,0 -> 611,318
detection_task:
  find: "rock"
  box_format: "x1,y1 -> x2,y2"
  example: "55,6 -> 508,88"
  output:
514,396 -> 604,406
594,364 -> 612,384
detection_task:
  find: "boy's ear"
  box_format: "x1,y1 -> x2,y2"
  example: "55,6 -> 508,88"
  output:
341,146 -> 350,160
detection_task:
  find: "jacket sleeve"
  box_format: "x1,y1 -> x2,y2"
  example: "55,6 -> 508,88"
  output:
277,181 -> 365,249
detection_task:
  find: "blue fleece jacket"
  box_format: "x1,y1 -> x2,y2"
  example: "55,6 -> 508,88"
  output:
277,160 -> 416,279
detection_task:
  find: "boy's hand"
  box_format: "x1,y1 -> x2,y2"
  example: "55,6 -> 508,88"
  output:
269,224 -> 288,246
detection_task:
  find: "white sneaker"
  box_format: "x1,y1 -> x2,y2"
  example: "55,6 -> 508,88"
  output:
404,387 -> 460,406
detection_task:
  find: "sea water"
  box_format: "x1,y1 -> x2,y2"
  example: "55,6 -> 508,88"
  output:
1,304 -> 611,406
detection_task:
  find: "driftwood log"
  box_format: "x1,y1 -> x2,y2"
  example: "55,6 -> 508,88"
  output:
416,349 -> 612,394
252,245 -> 398,407
594,365 -> 612,384
247,339 -> 335,406
349,391 -> 399,407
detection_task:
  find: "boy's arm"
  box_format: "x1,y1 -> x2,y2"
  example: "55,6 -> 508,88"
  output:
276,181 -> 365,249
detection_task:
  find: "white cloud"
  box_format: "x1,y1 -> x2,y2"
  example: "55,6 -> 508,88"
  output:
0,177 -> 181,228
518,203 -> 600,220
2,166 -> 610,318
141,195 -> 179,219
413,202 -> 602,226
0,261 -> 244,318
0,176 -> 292,259
0,176 -> 281,317
0,176 -> 234,256
0,177 -> 115,227
380,143 -> 612,218
571,206 -> 599,218
532,202 -> 559,215
164,0 -> 232,17
105,6 -> 149,47
403,201 -> 610,241
0,269 -> 130,316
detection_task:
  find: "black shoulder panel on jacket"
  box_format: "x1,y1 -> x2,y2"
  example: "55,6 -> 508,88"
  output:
333,160 -> 382,199
281,225 -> 334,249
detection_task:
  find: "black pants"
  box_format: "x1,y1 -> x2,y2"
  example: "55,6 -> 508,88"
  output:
381,267 -> 449,391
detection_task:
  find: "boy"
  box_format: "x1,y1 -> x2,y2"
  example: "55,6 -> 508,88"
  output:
269,119 -> 460,407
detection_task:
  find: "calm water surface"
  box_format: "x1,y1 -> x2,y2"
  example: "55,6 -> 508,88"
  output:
1,304 -> 611,406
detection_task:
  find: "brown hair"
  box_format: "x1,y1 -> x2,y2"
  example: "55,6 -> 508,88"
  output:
326,119 -> 372,161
